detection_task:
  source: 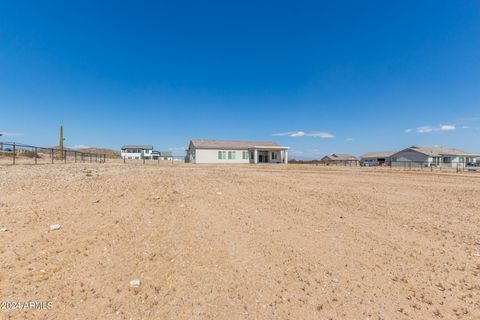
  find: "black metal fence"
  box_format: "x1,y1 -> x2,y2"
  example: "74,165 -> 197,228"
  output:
0,141 -> 106,165
321,160 -> 360,167
122,156 -> 185,165
291,159 -> 479,173
367,160 -> 480,173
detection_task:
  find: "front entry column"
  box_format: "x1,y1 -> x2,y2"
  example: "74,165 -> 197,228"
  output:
254,149 -> 258,164
284,149 -> 288,164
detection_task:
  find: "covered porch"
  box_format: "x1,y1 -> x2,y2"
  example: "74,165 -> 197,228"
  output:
249,146 -> 289,164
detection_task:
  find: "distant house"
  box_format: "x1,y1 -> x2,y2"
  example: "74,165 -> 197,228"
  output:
321,154 -> 359,166
185,140 -> 289,164
121,145 -> 153,160
152,151 -> 173,161
361,151 -> 396,166
390,146 -> 479,168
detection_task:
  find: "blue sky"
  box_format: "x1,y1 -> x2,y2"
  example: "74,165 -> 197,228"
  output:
0,1 -> 479,159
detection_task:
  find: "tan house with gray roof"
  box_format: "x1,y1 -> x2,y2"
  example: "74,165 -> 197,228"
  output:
185,140 -> 289,164
321,154 -> 359,166
390,146 -> 479,168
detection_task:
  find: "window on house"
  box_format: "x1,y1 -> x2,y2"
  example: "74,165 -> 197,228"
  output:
443,157 -> 451,163
243,151 -> 249,160
250,152 -> 254,160
271,152 -> 278,160
228,151 -> 236,160
218,151 -> 226,160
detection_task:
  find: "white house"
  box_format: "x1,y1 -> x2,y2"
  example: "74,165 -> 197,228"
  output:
361,151 -> 396,166
390,146 -> 479,168
185,140 -> 289,164
121,145 -> 153,159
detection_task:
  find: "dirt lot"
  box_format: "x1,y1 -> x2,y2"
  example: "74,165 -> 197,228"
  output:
0,162 -> 479,319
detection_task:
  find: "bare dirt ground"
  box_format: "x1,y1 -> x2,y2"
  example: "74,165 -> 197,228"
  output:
1,162 -> 479,319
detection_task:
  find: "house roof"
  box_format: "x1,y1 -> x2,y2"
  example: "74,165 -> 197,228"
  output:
323,154 -> 358,161
121,145 -> 153,150
397,146 -> 477,157
159,151 -> 173,157
152,151 -> 173,156
362,151 -> 396,159
189,139 -> 285,150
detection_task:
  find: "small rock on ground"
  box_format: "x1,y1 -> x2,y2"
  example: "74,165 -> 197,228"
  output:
49,224 -> 61,231
129,279 -> 141,288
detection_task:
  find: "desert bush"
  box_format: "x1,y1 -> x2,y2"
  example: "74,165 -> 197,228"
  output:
0,151 -> 13,158
20,150 -> 41,158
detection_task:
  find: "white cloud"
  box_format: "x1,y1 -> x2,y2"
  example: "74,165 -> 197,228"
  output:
0,131 -> 23,137
344,138 -> 353,141
73,145 -> 90,149
404,128 -> 412,133
416,124 -> 456,133
439,124 -> 456,131
272,131 -> 335,138
461,125 -> 469,129
290,131 -> 305,137
417,126 -> 434,133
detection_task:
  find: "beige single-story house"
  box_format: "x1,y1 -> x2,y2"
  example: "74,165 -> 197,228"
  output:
185,140 -> 289,164
321,154 -> 359,166
390,146 -> 479,168
361,151 -> 396,166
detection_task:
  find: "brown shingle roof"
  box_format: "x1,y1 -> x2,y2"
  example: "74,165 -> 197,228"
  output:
190,140 -> 282,150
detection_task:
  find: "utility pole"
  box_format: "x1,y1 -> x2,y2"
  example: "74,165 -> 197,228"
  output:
59,125 -> 65,160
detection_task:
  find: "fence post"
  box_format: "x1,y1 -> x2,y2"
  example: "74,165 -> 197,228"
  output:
123,156 -> 126,164
13,143 -> 16,165
51,149 -> 54,163
143,158 -> 145,165
64,150 -> 67,164
104,154 -> 106,163
90,154 -> 92,163
34,147 -> 38,165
